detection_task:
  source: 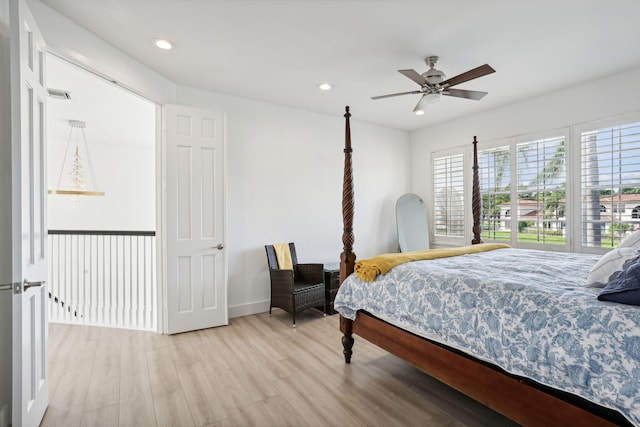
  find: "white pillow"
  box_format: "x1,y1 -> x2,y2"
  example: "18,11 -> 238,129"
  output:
586,247 -> 640,288
618,230 -> 640,249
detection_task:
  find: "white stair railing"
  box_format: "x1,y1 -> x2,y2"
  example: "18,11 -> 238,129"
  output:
47,230 -> 156,331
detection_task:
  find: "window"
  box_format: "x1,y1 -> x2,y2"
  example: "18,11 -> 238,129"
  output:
581,121 -> 640,248
479,146 -> 511,241
516,137 -> 566,245
433,153 -> 464,238
433,115 -> 640,253
479,136 -> 566,246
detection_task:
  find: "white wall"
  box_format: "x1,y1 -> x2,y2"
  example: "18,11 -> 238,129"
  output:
0,1 -> 12,424
26,0 -> 176,105
178,86 -> 411,316
46,54 -> 156,231
29,1 -> 411,319
410,66 -> 640,244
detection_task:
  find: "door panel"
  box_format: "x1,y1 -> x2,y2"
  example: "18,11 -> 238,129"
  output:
10,0 -> 48,425
165,105 -> 226,334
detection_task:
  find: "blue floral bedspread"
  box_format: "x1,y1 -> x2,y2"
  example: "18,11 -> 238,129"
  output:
334,248 -> 640,425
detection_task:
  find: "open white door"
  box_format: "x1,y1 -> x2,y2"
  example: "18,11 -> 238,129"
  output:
165,104 -> 227,334
9,0 -> 49,425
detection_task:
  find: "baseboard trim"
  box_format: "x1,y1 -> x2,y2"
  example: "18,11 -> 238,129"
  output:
228,299 -> 270,319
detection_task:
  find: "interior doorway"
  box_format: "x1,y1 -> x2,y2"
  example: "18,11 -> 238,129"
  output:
46,53 -> 159,331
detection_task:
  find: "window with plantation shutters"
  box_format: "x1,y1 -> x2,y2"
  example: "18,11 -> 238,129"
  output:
433,153 -> 464,238
479,146 -> 511,241
515,136 -> 566,245
581,121 -> 640,248
478,136 -> 566,246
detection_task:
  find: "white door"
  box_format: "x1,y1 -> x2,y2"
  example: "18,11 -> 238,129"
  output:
165,105 -> 227,334
9,0 -> 49,425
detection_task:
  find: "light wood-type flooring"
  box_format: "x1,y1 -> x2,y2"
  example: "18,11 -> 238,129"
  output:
42,310 -> 518,427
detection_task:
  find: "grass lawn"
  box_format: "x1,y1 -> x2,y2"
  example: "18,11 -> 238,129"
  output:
483,230 -> 566,244
484,228 -> 626,247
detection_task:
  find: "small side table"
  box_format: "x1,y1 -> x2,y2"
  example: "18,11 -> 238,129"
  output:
323,263 -> 340,315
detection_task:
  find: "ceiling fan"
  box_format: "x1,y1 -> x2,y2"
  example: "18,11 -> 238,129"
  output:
372,56 -> 496,115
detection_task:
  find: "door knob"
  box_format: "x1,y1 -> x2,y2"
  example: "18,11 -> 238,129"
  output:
214,244 -> 224,250
23,279 -> 46,292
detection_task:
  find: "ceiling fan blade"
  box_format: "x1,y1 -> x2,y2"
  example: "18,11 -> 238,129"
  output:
398,69 -> 428,86
413,95 -> 426,114
371,90 -> 422,100
440,64 -> 495,88
443,88 -> 488,100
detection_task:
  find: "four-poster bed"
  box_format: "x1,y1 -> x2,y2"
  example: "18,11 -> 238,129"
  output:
335,107 -> 635,426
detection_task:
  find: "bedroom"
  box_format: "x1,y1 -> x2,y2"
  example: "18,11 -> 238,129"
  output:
2,0 -> 640,426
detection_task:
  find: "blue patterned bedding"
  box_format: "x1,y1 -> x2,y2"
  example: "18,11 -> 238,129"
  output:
334,248 -> 640,426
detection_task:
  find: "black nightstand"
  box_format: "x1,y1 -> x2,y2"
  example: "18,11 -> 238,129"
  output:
323,263 -> 340,315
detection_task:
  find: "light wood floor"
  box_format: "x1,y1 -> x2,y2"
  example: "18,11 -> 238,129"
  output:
42,310 -> 518,427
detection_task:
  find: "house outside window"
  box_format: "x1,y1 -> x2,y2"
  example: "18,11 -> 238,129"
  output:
474,116 -> 640,253
580,120 -> 640,248
479,134 -> 567,248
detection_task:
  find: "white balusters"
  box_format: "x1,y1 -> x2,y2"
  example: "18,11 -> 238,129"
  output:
47,231 -> 156,331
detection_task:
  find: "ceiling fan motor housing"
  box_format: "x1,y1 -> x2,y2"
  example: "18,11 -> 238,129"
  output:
423,68 -> 445,85
423,56 -> 445,85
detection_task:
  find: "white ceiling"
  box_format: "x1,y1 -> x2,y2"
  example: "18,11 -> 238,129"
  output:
39,0 -> 640,132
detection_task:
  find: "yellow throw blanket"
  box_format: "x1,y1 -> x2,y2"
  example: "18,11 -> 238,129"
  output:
273,243 -> 293,270
355,243 -> 511,282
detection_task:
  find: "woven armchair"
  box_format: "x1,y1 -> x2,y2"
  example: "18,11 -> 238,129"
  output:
265,243 -> 326,327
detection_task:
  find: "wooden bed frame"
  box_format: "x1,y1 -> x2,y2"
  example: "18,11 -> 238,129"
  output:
337,106 -> 629,427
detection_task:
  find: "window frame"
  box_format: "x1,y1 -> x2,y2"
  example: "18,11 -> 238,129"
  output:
571,113 -> 640,254
477,138 -> 511,244
478,128 -> 572,252
431,147 -> 467,246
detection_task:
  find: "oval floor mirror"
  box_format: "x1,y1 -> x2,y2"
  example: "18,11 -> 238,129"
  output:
396,193 -> 430,252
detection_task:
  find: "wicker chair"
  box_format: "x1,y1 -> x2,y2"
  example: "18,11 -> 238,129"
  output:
265,243 -> 326,327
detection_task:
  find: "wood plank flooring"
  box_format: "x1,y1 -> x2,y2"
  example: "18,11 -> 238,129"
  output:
42,310 -> 519,427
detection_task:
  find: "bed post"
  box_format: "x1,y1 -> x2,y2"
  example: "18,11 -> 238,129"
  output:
340,106 -> 355,363
340,106 -> 356,283
472,136 -> 484,244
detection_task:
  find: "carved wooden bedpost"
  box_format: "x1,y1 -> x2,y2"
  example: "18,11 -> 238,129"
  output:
472,136 -> 484,244
340,106 -> 355,363
340,106 -> 356,283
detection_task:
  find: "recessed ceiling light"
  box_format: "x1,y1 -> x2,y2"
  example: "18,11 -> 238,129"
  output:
414,110 -> 425,116
317,82 -> 333,91
154,39 -> 174,50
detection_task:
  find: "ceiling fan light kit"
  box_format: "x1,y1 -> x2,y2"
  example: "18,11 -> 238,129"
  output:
372,56 -> 495,115
414,92 -> 441,115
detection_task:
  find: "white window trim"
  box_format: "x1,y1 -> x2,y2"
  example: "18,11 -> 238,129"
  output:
429,112 -> 640,254
476,138 -> 510,244
432,147 -> 466,247
571,112 -> 640,254
478,127 -> 571,252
